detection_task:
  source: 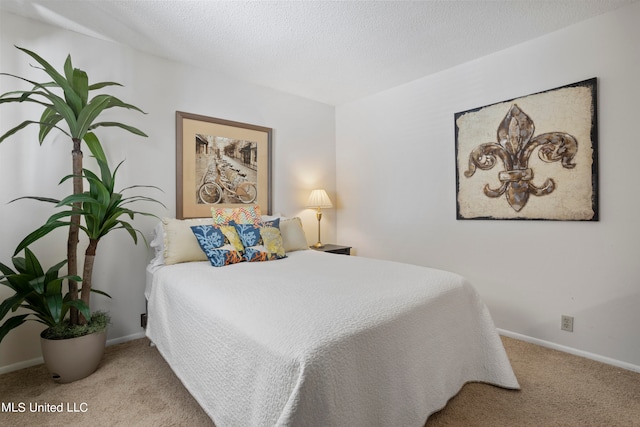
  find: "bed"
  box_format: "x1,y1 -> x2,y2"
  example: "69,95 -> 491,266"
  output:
145,215 -> 519,426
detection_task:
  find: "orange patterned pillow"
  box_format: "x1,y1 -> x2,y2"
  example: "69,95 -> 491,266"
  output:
212,205 -> 262,226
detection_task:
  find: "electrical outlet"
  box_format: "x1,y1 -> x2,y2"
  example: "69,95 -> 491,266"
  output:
140,313 -> 147,329
561,315 -> 574,332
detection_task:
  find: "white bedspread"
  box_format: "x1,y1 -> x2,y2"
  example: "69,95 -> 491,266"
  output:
146,250 -> 519,427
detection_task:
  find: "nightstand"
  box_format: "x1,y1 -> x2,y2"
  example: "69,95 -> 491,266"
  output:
310,244 -> 352,255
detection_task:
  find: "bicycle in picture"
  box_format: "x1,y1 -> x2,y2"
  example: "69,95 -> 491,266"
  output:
198,166 -> 257,204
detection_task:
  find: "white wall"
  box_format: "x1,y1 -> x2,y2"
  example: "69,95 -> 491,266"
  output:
336,2 -> 640,370
0,12 -> 336,372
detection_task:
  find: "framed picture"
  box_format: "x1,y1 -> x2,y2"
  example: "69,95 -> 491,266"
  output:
176,111 -> 272,219
455,78 -> 598,221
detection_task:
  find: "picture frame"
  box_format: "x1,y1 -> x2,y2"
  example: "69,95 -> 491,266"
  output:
454,78 -> 598,221
176,111 -> 272,219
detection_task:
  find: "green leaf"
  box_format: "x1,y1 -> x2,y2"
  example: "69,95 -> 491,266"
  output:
0,121 -> 37,144
0,73 -> 62,100
56,192 -> 101,207
106,159 -> 124,191
120,195 -> 166,210
75,94 -> 112,138
1,274 -> 31,294
0,93 -> 51,109
0,261 -> 16,277
60,274 -> 82,283
16,46 -> 83,116
29,276 -> 46,294
14,222 -> 68,255
0,293 -> 29,321
120,221 -> 139,244
23,248 -> 44,277
71,68 -> 89,107
102,95 -> 146,114
88,178 -> 111,207
0,314 -> 29,343
11,256 -> 26,274
89,288 -> 112,298
44,259 -> 67,284
9,195 -> 60,204
0,120 -> 69,145
63,54 -> 73,83
88,121 -> 148,137
122,184 -> 164,192
45,277 -> 63,296
45,293 -> 63,324
0,71 -> 77,136
66,299 -> 91,321
84,132 -> 106,162
36,90 -> 78,135
88,81 -> 122,90
39,107 -> 64,143
82,167 -> 100,182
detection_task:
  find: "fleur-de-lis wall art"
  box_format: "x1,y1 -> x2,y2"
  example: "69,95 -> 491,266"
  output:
455,78 -> 599,221
464,104 -> 578,212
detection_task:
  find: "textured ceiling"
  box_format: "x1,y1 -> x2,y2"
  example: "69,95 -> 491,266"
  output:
1,0 -> 636,105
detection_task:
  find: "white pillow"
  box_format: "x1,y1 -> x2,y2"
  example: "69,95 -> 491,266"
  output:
149,222 -> 166,267
161,217 -> 213,265
279,217 -> 309,252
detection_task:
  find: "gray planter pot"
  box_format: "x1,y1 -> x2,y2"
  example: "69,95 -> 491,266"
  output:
40,328 -> 107,383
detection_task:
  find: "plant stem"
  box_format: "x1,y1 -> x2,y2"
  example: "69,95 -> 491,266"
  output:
79,238 -> 99,325
68,137 -> 83,325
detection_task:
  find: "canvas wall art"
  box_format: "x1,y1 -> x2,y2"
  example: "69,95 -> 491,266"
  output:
455,78 -> 598,221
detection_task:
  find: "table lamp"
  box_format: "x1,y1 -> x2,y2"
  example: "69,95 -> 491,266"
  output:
306,189 -> 333,248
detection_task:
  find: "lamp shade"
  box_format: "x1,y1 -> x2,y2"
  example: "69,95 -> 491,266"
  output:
306,189 -> 333,209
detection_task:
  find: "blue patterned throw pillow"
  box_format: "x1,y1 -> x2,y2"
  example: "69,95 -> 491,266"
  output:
232,219 -> 286,262
190,224 -> 244,267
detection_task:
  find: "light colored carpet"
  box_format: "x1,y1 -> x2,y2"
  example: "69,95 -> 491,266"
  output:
1,336 -> 639,426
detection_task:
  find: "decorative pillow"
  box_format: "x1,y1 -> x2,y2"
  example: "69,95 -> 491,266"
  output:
279,217 -> 309,252
260,223 -> 286,258
233,219 -> 286,262
219,224 -> 245,253
212,206 -> 262,226
190,224 -> 244,267
260,213 -> 283,222
233,222 -> 262,248
161,217 -> 213,265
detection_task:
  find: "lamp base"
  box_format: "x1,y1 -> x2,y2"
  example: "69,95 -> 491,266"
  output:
313,209 -> 325,249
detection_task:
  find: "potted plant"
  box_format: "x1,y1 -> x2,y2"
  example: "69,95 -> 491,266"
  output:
1,157 -> 161,382
0,47 -> 161,382
0,248 -> 109,383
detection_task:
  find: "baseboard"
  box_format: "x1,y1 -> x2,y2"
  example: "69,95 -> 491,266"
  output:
106,330 -> 147,346
0,356 -> 45,375
0,331 -> 148,375
498,328 -> 640,373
